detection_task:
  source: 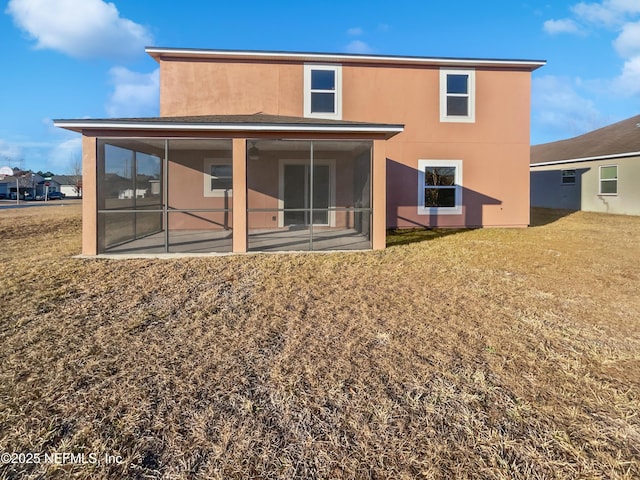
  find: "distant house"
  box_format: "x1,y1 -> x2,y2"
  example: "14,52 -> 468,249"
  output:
54,46 -> 544,255
530,115 -> 640,215
36,178 -> 61,197
0,170 -> 43,198
52,175 -> 82,198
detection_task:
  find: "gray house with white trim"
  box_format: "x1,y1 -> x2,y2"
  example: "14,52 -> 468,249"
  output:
530,115 -> 640,215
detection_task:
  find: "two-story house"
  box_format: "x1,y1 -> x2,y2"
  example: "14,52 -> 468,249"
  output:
55,47 -> 544,255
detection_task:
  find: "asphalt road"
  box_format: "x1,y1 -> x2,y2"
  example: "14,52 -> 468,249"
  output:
0,199 -> 82,209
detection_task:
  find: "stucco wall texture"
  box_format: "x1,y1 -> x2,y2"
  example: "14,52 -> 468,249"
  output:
531,156 -> 640,215
159,58 -> 533,229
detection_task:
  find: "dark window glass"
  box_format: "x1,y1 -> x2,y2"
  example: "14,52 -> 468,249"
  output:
311,70 -> 335,90
447,96 -> 468,116
312,164 -> 330,224
447,74 -> 468,94
311,92 -> 335,113
600,180 -> 617,194
561,169 -> 576,184
425,167 -> 456,186
211,164 -> 232,191
424,188 -> 456,207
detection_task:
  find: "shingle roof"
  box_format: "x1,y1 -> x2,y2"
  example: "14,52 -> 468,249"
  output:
52,175 -> 79,185
531,114 -> 640,165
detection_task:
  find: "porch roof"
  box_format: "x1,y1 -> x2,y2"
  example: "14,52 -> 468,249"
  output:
53,114 -> 404,139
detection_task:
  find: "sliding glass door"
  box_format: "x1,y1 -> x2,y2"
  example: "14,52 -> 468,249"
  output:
247,139 -> 372,251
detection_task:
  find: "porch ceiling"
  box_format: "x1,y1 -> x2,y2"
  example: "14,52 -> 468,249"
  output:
53,113 -> 404,139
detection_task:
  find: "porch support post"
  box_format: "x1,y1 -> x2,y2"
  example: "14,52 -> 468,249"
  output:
232,138 -> 247,253
82,135 -> 97,255
372,139 -> 386,250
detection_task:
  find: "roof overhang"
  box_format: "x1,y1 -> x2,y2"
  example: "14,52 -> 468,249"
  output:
146,47 -> 546,71
53,115 -> 405,140
530,150 -> 640,167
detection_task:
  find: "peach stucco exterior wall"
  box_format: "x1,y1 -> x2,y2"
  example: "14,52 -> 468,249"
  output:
82,135 -> 97,255
160,60 -> 303,117
159,58 -> 533,228
232,138 -> 247,252
372,139 -> 386,249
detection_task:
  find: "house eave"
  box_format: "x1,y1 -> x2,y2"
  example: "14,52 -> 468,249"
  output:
53,119 -> 405,138
145,46 -> 546,71
530,150 -> 640,167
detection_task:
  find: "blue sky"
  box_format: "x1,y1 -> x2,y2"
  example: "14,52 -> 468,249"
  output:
1,0 -> 640,173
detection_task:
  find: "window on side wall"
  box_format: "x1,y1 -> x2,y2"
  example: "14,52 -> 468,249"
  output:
417,159 -> 463,215
204,159 -> 232,197
440,69 -> 475,123
561,169 -> 576,184
599,165 -> 618,195
304,64 -> 342,119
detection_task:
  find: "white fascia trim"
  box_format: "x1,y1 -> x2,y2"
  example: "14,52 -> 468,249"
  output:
53,121 -> 404,134
530,150 -> 640,167
145,47 -> 546,69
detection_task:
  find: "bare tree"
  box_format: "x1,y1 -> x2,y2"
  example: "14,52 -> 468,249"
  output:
69,155 -> 82,198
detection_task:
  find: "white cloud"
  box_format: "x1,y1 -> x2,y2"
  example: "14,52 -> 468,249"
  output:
0,139 -> 23,163
613,21 -> 640,57
48,137 -> 82,171
532,75 -> 609,139
572,0 -> 640,27
612,56 -> 640,95
544,2 -> 640,98
345,40 -> 373,54
543,18 -> 582,34
6,0 -> 152,60
0,135 -> 83,173
106,67 -> 159,117
347,27 -> 363,36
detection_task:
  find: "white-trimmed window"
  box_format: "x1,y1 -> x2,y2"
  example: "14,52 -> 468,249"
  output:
599,165 -> 618,195
561,169 -> 576,184
304,64 -> 342,119
204,158 -> 232,197
440,69 -> 475,123
417,159 -> 463,215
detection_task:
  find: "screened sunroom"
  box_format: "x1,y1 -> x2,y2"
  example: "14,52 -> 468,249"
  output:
54,115 -> 402,256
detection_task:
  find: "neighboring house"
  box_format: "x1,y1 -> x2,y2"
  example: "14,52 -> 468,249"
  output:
36,179 -> 61,197
54,47 -> 544,255
0,170 -> 43,198
52,175 -> 82,198
530,115 -> 640,215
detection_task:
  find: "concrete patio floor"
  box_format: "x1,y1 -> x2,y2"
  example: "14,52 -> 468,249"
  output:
103,228 -> 371,254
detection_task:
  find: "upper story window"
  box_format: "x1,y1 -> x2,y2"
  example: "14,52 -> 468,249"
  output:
440,69 -> 475,123
599,165 -> 618,195
304,64 -> 342,119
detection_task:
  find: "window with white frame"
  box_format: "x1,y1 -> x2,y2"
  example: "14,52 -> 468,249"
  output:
417,159 -> 463,215
304,64 -> 342,119
599,165 -> 618,195
204,158 -> 232,197
440,69 -> 475,123
561,169 -> 576,184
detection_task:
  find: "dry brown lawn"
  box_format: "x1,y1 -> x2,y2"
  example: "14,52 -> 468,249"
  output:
0,204 -> 638,479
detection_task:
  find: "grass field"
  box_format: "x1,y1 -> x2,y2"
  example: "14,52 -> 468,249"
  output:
0,204 -> 638,479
